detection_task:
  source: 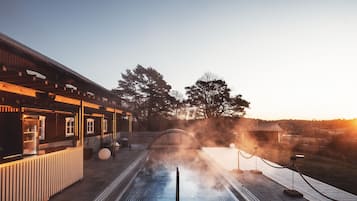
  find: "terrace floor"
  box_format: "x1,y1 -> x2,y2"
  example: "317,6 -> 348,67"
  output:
50,146 -> 147,201
49,145 -> 357,201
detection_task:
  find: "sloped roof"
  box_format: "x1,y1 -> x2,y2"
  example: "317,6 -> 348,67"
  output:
0,32 -> 124,109
0,32 -> 110,91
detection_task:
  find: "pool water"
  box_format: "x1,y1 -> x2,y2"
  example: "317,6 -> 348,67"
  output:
120,150 -> 239,201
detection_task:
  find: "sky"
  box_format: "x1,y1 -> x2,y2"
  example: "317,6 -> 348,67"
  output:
1,0 -> 357,120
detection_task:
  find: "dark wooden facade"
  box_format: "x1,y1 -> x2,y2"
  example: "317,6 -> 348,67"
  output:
0,33 -> 136,200
0,33 -> 132,163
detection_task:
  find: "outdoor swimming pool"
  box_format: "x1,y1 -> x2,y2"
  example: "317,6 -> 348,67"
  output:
119,150 -> 240,201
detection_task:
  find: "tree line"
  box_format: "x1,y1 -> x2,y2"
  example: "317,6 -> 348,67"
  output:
112,64 -> 250,131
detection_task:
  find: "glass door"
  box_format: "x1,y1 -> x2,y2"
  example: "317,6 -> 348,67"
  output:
22,115 -> 39,155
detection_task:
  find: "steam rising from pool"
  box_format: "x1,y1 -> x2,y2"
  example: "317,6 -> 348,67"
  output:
121,150 -> 237,201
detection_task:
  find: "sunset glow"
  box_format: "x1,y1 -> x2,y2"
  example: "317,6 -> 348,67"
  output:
1,1 -> 357,120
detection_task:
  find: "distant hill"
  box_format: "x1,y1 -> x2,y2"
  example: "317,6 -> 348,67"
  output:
237,118 -> 357,137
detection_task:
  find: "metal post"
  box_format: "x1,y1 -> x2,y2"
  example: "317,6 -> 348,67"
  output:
283,155 -> 304,198
235,133 -> 243,173
237,149 -> 240,170
292,168 -> 294,190
251,146 -> 262,174
176,167 -> 179,201
255,147 -> 258,171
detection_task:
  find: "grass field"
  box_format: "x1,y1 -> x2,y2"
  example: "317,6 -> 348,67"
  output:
296,154 -> 357,195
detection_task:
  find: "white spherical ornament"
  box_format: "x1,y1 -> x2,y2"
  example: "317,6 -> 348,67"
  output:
115,142 -> 120,151
98,148 -> 111,160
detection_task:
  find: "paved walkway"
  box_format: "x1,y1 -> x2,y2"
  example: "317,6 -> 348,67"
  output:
50,146 -> 147,201
202,147 -> 357,201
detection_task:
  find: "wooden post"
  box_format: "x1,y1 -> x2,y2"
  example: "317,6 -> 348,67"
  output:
128,114 -> 133,148
79,100 -> 84,146
100,115 -> 104,147
112,111 -> 117,158
74,112 -> 79,147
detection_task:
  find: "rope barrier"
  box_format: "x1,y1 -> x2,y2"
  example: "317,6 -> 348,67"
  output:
260,158 -> 288,169
294,165 -> 338,201
238,150 -> 338,201
237,148 -> 339,201
237,149 -> 292,170
239,150 -> 255,159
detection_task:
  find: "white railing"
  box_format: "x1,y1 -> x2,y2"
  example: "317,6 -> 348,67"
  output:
0,147 -> 83,201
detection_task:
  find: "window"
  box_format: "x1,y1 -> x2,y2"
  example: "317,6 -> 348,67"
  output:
87,118 -> 95,134
39,116 -> 46,140
103,119 -> 108,133
65,117 -> 75,137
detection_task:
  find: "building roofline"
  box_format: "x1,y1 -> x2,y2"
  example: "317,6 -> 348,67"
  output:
0,32 -> 111,93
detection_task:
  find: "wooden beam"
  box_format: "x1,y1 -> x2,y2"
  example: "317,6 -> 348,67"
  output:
86,113 -> 103,118
0,82 -> 122,114
22,107 -> 74,115
0,81 -> 37,97
83,101 -> 99,110
54,95 -> 81,106
52,94 -> 108,110
105,107 -> 123,114
105,107 -> 115,113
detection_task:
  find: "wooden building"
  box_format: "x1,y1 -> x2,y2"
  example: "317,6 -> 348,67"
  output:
244,122 -> 285,144
0,33 -> 132,201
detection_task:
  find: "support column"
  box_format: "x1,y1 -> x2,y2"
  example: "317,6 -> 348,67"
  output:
79,100 -> 84,146
112,111 -> 117,158
128,114 -> 133,148
74,112 -> 79,147
100,115 -> 104,147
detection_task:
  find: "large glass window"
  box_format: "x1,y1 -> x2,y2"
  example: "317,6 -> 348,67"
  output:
87,118 -> 95,134
65,117 -> 75,137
